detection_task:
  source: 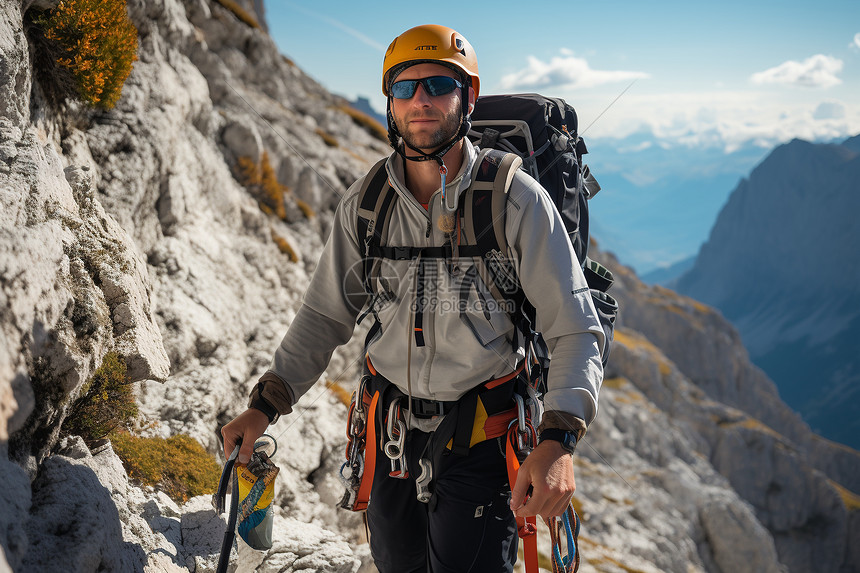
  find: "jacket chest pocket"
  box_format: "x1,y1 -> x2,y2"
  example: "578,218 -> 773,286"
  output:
456,264 -> 515,346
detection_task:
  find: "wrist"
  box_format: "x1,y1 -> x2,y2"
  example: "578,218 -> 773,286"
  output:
538,428 -> 577,454
248,385 -> 279,423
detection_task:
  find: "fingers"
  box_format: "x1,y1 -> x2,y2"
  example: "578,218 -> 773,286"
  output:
509,471 -> 532,513
548,493 -> 573,519
238,438 -> 255,464
220,408 -> 271,464
221,425 -> 238,461
514,482 -> 571,518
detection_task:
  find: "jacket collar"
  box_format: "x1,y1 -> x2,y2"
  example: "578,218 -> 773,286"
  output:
384,140 -> 478,211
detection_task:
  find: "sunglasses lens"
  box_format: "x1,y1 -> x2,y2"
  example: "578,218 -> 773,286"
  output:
424,76 -> 458,96
391,80 -> 418,99
390,77 -> 461,99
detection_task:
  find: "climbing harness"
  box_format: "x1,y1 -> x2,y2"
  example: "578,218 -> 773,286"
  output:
338,352 -> 580,572
213,434 -> 279,573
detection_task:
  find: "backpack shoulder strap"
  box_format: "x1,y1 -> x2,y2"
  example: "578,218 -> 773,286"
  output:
356,157 -> 396,250
458,149 -> 528,325
459,148 -> 522,258
355,157 -> 398,297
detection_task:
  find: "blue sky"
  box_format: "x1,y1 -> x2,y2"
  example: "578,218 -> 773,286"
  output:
265,1 -> 860,272
267,0 -> 859,149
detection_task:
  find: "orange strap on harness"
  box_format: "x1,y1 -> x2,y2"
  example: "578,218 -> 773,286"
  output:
506,423 -> 539,573
352,390 -> 379,512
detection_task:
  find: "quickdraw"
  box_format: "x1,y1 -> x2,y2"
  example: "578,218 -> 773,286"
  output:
338,374 -> 378,512
505,397 -> 539,573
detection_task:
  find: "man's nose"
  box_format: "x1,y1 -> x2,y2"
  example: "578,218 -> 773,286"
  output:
410,82 -> 432,105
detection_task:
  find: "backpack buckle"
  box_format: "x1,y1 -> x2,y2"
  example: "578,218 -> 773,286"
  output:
392,246 -> 412,260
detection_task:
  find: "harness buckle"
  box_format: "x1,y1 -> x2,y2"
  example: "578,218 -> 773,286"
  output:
409,396 -> 451,418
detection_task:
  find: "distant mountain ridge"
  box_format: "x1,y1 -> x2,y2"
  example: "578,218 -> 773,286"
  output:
676,135 -> 860,448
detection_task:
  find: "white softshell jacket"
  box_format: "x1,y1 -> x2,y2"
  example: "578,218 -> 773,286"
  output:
265,143 -> 605,428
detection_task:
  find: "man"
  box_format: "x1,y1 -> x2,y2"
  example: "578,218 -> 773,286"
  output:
222,24 -> 605,572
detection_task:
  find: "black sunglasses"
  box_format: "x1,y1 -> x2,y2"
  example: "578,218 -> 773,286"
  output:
390,76 -> 463,99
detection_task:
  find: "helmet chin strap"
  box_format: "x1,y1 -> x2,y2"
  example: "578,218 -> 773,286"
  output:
387,94 -> 472,212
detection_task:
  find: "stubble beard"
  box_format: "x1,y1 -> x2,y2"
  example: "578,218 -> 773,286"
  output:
396,108 -> 461,153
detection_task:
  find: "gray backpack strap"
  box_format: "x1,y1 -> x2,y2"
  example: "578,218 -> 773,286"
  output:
458,149 -> 524,310
460,148 -> 522,255
355,157 -> 397,302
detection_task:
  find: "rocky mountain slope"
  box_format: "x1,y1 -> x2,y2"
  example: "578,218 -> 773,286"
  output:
1,1 -> 858,572
675,137 -> 860,449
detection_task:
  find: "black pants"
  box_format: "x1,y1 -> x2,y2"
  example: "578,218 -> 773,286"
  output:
366,429 -> 519,573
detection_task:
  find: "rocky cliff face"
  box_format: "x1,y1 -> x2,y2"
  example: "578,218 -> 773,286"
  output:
675,137 -> 860,449
600,244 -> 860,572
1,1 -> 858,572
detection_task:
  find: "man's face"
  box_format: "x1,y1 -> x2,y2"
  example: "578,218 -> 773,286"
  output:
390,63 -> 465,153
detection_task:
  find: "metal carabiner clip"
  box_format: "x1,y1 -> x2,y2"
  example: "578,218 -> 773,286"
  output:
525,384 -> 543,430
415,458 -> 433,503
512,394 -> 535,453
384,419 -> 407,460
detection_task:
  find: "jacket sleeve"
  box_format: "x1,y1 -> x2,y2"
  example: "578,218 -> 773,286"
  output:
505,173 -> 605,431
250,186 -> 369,417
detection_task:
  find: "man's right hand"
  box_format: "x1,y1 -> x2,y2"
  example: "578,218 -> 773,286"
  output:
221,408 -> 270,463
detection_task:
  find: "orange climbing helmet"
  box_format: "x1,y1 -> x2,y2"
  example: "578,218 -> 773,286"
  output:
382,24 -> 480,98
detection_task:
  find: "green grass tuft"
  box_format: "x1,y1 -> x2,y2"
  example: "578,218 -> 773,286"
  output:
62,352 -> 138,445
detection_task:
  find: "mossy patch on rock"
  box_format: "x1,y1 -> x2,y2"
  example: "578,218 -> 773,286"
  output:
62,351 -> 137,445
110,432 -> 221,503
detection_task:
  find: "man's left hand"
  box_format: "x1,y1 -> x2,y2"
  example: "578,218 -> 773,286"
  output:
509,440 -> 576,519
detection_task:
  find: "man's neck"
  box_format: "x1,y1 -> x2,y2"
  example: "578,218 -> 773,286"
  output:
403,139 -> 465,204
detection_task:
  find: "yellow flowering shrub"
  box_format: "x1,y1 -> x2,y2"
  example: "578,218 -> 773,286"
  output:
35,0 -> 139,109
271,230 -> 298,262
213,0 -> 260,29
238,152 -> 289,220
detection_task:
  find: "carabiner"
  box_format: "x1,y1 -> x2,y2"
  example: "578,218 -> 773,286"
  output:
415,458 -> 433,503
384,419 -> 407,460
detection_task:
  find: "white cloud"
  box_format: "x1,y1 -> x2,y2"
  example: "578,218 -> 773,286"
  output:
618,141 -> 654,153
499,52 -> 649,91
853,33 -> 860,50
574,91 -> 860,153
750,55 -> 843,88
813,101 -> 846,120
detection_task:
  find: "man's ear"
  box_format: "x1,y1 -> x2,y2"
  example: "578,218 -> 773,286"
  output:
468,86 -> 476,114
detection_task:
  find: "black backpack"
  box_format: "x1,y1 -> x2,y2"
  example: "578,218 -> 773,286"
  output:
468,93 -> 617,366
